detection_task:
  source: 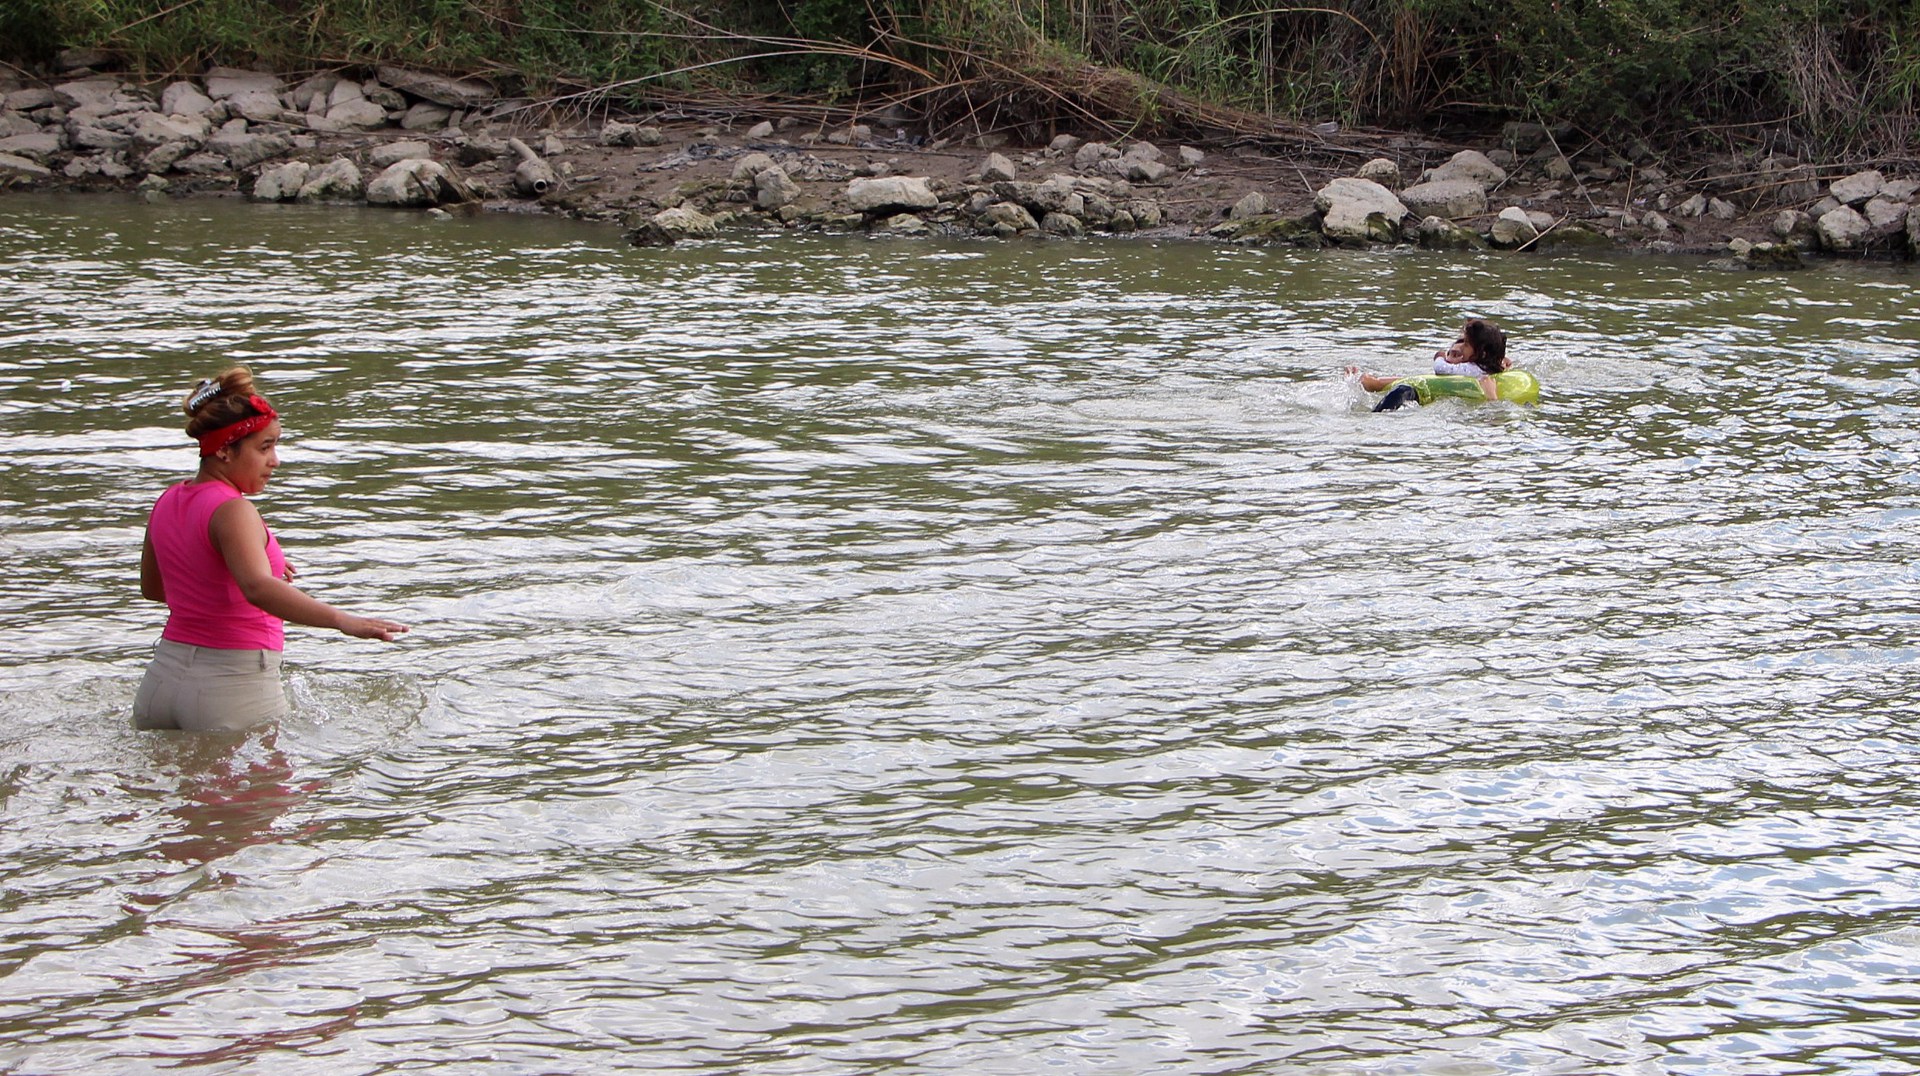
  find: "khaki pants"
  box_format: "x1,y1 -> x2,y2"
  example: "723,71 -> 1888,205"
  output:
133,639 -> 288,732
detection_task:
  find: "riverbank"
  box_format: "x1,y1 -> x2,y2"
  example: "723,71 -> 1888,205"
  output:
4,62 -> 1916,267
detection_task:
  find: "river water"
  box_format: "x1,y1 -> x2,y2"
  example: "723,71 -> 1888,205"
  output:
2,193 -> 1918,1074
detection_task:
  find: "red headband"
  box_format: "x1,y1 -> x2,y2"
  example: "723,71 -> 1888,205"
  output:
196,395 -> 279,456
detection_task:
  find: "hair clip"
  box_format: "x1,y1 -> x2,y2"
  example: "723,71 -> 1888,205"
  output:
187,380 -> 223,410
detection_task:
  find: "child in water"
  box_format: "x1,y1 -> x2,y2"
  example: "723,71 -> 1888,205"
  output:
1348,319 -> 1510,411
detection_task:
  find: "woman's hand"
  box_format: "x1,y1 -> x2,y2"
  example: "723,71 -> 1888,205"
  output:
340,616 -> 410,642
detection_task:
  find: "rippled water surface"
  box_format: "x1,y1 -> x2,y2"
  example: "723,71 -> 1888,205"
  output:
3,193 -> 1920,1074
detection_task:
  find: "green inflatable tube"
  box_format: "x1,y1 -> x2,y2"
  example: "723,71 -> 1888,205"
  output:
1392,369 -> 1540,405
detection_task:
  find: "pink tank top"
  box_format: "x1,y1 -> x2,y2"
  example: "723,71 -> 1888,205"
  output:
149,480 -> 286,651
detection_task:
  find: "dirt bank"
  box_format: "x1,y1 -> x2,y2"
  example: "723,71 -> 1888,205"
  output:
4,65 -> 1915,264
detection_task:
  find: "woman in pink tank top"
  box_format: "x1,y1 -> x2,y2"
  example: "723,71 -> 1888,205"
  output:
133,367 -> 409,732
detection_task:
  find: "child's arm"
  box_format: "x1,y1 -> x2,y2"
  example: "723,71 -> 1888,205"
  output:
1343,366 -> 1398,391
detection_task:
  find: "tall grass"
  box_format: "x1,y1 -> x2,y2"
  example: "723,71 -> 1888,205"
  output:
5,0 -> 1915,158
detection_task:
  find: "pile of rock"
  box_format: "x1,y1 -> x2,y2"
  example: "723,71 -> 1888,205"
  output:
627,136 -> 1191,245
0,65 -> 510,210
1209,149 -> 1609,253
0,67 -> 504,191
1771,169 -> 1917,255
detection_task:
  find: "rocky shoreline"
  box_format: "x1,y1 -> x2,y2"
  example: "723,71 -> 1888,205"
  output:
4,60 -> 1918,268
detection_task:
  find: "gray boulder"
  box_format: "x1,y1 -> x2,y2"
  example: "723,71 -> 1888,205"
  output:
980,152 -> 1016,183
228,91 -> 285,124
1314,177 -> 1406,244
53,79 -> 122,111
171,152 -> 232,175
376,66 -> 497,108
141,142 -> 193,172
1910,205 -> 1920,254
204,69 -> 281,101
1864,196 -> 1908,235
1422,149 -> 1506,190
1073,141 -> 1115,170
1125,158 -> 1170,183
1415,215 -> 1487,250
1229,191 -> 1267,220
1178,145 -> 1205,169
1041,211 -> 1085,237
1829,170 -> 1884,206
847,175 -> 937,213
0,150 -> 53,177
400,103 -> 454,131
628,204 -> 719,245
1398,179 -> 1486,218
160,82 -> 218,118
0,111 -> 37,137
366,158 -> 470,206
1489,206 -> 1540,248
878,213 -> 928,235
600,121 -> 664,146
1722,238 -> 1803,270
755,165 -> 799,209
126,111 -> 209,148
251,161 -> 311,201
1816,205 -> 1870,251
5,88 -> 57,111
0,131 -> 62,162
325,98 -> 388,130
287,75 -> 341,112
68,124 -> 131,151
746,120 -> 774,139
1355,157 -> 1402,190
298,158 -> 364,202
369,140 -> 432,168
978,202 -> 1039,236
1049,133 -> 1083,156
205,130 -> 291,169
731,152 -> 775,183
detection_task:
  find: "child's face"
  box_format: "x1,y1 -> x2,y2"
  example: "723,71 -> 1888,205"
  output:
1449,328 -> 1476,362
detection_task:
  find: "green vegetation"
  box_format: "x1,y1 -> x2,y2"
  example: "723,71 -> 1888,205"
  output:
4,0 -> 1914,157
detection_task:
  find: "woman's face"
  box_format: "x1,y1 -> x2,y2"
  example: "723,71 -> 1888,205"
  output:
1450,327 -> 1477,362
219,420 -> 282,494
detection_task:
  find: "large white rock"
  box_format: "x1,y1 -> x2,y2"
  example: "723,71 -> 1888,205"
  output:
1829,169 -> 1884,206
1816,205 -> 1870,251
1863,196 -> 1908,233
53,79 -> 122,110
1398,178 -> 1486,218
376,66 -> 498,108
160,82 -> 218,118
1489,206 -> 1539,248
203,69 -> 282,101
755,165 -> 799,209
0,151 -> 52,177
1314,177 -> 1406,243
366,158 -> 467,206
369,141 -> 432,168
0,132 -> 62,162
205,130 -> 290,169
298,158 -> 364,202
326,98 -> 389,130
847,175 -> 938,212
126,111 -> 210,147
1422,149 -> 1507,191
251,160 -> 311,201
228,90 -> 286,123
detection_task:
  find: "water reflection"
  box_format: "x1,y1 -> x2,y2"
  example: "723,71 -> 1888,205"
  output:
2,195 -> 1919,1074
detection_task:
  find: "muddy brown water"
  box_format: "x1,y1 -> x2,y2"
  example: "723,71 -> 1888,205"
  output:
3,193 -> 1919,1074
